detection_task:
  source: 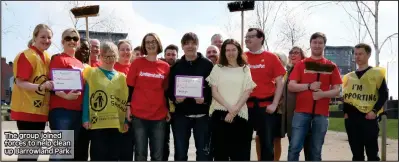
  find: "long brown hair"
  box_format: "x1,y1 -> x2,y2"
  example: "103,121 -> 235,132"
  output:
218,39 -> 247,68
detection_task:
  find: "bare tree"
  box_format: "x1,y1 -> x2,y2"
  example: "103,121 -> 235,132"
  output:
250,1 -> 285,51
276,11 -> 307,51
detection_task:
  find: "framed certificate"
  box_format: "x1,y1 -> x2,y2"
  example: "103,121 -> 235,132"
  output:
51,68 -> 83,91
174,75 -> 203,98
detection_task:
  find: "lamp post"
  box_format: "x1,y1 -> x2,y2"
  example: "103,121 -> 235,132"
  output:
70,5 -> 100,65
227,1 -> 255,48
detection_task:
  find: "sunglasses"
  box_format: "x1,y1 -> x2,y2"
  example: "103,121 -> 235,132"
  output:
64,36 -> 79,42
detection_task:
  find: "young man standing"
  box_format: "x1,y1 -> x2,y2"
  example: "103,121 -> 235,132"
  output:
160,44 -> 179,161
168,32 -> 214,161
287,32 -> 342,161
343,43 -> 388,161
244,28 -> 286,161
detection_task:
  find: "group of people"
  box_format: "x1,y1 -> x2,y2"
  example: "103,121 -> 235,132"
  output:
10,23 -> 388,161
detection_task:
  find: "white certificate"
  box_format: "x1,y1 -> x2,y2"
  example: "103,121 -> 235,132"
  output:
175,75 -> 203,98
51,69 -> 83,91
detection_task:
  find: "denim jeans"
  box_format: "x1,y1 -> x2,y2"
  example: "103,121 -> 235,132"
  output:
48,108 -> 82,161
172,114 -> 210,161
288,112 -> 328,161
132,116 -> 166,161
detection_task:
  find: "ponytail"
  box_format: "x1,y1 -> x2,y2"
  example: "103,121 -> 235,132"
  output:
27,39 -> 34,47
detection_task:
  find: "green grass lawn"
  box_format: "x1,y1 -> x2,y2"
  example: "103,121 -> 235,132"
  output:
329,105 -> 339,111
329,117 -> 398,139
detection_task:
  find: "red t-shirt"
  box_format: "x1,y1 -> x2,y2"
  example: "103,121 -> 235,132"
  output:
245,51 -> 286,108
289,57 -> 342,116
114,62 -> 131,75
11,46 -> 48,122
126,57 -> 170,120
49,53 -> 85,111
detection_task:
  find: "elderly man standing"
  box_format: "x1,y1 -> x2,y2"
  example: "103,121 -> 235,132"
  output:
89,39 -> 101,67
211,33 -> 223,50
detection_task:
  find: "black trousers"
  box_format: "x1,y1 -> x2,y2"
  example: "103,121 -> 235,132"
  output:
90,128 -> 122,161
75,127 -> 90,161
345,113 -> 380,161
163,120 -> 171,161
119,125 -> 135,161
288,133 -> 312,161
211,110 -> 252,161
16,121 -> 46,161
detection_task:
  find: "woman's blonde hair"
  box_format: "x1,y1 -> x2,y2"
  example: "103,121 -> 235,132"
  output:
274,52 -> 288,67
61,28 -> 80,40
100,41 -> 119,60
28,24 -> 53,47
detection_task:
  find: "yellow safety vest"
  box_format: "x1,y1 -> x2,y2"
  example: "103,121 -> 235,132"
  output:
11,48 -> 51,116
84,67 -> 129,133
342,67 -> 386,114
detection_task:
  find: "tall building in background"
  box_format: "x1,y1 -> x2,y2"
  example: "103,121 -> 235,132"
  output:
324,46 -> 356,76
78,30 -> 128,45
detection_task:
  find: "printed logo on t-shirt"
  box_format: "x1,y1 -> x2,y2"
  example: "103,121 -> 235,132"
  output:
139,71 -> 165,79
248,64 -> 265,69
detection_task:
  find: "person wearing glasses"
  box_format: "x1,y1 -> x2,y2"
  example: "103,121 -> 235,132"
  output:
48,28 -> 85,160
126,33 -> 170,161
82,41 -> 129,161
11,24 -> 54,161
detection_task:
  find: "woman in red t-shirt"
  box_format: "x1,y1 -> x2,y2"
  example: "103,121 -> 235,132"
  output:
126,33 -> 170,161
114,40 -> 133,75
48,28 -> 85,160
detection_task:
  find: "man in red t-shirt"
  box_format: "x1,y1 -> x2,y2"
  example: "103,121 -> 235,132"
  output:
244,28 -> 286,161
287,32 -> 342,161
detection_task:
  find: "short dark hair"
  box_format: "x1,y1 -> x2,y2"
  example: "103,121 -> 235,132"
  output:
164,44 -> 179,54
310,32 -> 327,44
218,39 -> 247,68
140,33 -> 163,55
181,32 -> 199,46
133,46 -> 141,51
355,43 -> 372,54
248,28 -> 265,45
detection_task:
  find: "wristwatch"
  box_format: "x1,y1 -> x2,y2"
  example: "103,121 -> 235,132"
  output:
308,83 -> 311,90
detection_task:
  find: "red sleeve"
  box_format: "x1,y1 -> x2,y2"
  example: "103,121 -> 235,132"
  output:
48,55 -> 65,80
289,61 -> 302,82
126,59 -> 138,86
271,54 -> 287,78
330,64 -> 343,85
16,53 -> 33,81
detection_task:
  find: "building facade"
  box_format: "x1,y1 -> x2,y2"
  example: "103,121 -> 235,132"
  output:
78,30 -> 128,45
324,46 -> 356,76
1,57 -> 13,104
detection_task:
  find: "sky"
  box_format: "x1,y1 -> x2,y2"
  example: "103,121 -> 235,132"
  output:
1,1 -> 398,99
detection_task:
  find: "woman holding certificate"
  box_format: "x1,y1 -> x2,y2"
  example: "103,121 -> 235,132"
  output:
126,33 -> 170,161
82,41 -> 129,161
11,24 -> 53,161
48,28 -> 85,160
206,39 -> 256,161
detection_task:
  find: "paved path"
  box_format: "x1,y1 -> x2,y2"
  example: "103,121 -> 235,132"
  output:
1,121 -> 398,161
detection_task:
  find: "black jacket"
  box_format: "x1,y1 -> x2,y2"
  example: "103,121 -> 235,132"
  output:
167,52 -> 213,115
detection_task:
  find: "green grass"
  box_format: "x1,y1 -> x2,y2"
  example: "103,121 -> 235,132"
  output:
328,117 -> 398,139
329,105 -> 340,111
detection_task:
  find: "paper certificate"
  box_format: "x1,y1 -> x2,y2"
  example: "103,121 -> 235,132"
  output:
175,75 -> 203,98
51,69 -> 83,91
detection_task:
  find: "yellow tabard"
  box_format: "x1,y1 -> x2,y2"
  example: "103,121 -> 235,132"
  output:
11,48 -> 51,116
342,67 -> 386,114
85,67 -> 129,133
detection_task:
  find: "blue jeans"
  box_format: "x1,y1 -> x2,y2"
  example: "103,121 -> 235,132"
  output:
288,112 -> 328,161
132,116 -> 166,161
48,108 -> 82,161
172,114 -> 210,161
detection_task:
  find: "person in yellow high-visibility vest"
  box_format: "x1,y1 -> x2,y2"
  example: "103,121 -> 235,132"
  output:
82,41 -> 129,161
11,23 -> 54,161
342,43 -> 388,161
